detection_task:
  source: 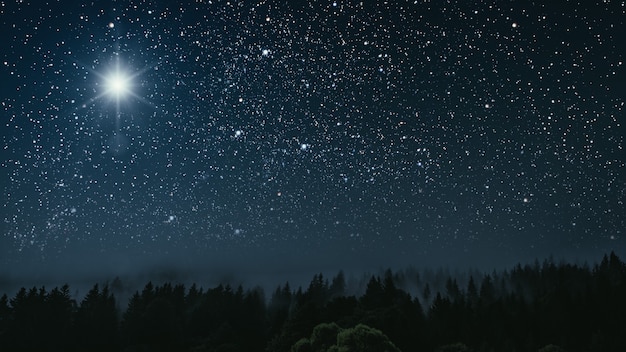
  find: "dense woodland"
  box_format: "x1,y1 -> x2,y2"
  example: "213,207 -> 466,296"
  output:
1,252 -> 625,352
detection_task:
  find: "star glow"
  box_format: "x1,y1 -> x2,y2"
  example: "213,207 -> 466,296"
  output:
104,70 -> 132,100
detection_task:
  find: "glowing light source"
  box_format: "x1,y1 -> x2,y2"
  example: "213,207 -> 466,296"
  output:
105,71 -> 131,99
80,58 -> 155,110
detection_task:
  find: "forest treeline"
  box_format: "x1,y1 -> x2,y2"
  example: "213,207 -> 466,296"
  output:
1,252 -> 625,352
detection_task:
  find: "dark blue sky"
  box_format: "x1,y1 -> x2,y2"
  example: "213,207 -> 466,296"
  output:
1,0 -> 624,284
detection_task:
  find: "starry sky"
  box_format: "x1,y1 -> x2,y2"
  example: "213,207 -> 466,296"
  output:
1,0 -> 625,283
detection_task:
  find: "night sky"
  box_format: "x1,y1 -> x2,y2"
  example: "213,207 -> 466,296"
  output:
1,1 -> 624,284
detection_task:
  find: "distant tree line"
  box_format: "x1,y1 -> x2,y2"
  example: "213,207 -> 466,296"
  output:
1,252 -> 625,351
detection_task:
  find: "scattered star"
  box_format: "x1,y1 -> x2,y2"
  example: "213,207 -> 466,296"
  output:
0,0 -> 623,277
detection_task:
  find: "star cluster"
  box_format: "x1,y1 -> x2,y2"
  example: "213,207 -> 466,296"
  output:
1,1 -> 624,270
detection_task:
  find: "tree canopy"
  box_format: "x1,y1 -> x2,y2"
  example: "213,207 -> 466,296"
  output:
0,252 -> 625,351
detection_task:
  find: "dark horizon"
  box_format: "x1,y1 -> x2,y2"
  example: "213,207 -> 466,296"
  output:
2,246 -> 622,300
1,250 -> 626,351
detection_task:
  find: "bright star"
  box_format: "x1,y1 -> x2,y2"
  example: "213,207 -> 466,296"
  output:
75,57 -> 158,113
105,71 -> 131,99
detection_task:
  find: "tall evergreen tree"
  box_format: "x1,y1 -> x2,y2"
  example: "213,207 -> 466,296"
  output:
75,284 -> 118,351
